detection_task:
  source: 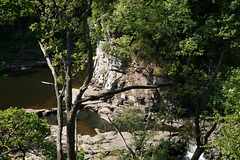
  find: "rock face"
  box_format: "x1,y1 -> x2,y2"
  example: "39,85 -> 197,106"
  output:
91,41 -> 168,112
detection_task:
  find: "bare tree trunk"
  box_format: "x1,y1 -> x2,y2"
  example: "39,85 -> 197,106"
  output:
56,96 -> 64,160
39,42 -> 64,160
75,116 -> 78,155
67,111 -> 77,160
65,29 -> 77,160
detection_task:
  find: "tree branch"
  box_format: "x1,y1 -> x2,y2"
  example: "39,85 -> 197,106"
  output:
39,41 -> 64,160
72,0 -> 93,108
106,114 -> 137,160
206,51 -> 224,87
204,122 -> 217,145
80,82 -> 175,103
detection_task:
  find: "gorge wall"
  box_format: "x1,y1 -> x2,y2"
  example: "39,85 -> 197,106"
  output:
91,41 -> 169,113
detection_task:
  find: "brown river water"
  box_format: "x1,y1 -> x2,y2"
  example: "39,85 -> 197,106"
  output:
0,68 -> 110,136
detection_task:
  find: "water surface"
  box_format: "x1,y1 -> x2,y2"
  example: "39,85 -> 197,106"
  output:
0,68 -> 55,110
0,68 -> 86,110
0,68 -> 112,136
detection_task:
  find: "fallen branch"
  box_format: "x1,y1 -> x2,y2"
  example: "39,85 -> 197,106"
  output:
80,82 -> 175,103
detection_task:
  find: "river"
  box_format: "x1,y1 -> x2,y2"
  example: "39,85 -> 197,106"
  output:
0,68 -> 55,110
0,68 -> 110,136
0,68 -> 86,110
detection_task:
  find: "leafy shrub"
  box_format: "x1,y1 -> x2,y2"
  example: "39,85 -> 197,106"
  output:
0,107 -> 55,159
212,68 -> 240,159
101,41 -> 111,53
113,107 -> 186,160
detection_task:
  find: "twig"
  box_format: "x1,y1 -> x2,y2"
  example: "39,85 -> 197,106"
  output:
41,81 -> 54,85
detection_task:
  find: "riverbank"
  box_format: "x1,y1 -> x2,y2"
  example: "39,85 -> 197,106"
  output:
24,84 -> 185,159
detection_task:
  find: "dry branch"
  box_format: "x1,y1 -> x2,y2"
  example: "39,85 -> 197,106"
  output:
106,114 -> 137,160
80,82 -> 175,103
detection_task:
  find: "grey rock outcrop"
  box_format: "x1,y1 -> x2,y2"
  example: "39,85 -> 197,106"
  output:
91,41 -> 169,112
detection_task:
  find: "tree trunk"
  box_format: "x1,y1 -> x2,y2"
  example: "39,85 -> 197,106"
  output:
65,29 -> 76,160
191,146 -> 204,160
56,96 -> 63,160
75,116 -> 78,155
65,30 -> 73,112
39,42 -> 64,160
66,111 -> 77,160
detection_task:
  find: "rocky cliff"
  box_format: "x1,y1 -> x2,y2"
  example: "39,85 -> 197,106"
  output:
91,41 -> 169,113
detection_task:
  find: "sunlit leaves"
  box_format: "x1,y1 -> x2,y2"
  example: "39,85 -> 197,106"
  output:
176,37 -> 204,56
0,0 -> 34,25
99,0 -> 196,68
30,0 -> 93,81
0,107 -> 53,159
214,1 -> 240,48
212,68 -> 240,159
112,35 -> 132,61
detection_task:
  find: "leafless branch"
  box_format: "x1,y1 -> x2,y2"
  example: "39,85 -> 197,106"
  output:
80,82 -> 175,103
204,122 -> 217,145
207,51 -> 224,87
94,12 -> 109,24
39,41 -> 61,96
106,114 -> 137,160
41,81 -> 54,85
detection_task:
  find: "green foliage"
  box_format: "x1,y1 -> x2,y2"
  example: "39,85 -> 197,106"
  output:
0,17 -> 39,62
113,107 -> 185,159
114,107 -> 149,133
101,41 -> 111,53
212,68 -> 240,159
76,148 -> 86,160
30,0 -> 100,82
0,0 -> 34,25
114,107 -> 154,158
145,139 -> 184,160
0,107 -> 55,159
101,0 -> 194,63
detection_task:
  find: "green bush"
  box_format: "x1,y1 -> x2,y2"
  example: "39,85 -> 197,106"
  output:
101,41 -> 111,53
0,107 -> 56,159
113,107 -> 185,160
212,68 -> 240,159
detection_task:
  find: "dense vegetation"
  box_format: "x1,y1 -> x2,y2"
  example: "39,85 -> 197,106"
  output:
0,0 -> 240,159
0,107 -> 56,159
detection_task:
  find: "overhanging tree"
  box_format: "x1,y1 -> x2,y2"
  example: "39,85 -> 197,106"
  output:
31,0 -> 95,159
